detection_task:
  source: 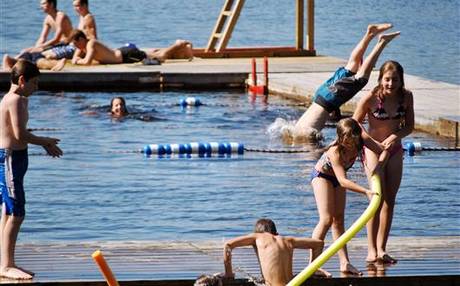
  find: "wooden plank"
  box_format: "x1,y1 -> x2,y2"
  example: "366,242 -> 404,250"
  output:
296,0 -> 304,50
216,0 -> 246,52
205,0 -> 236,52
307,0 -> 315,51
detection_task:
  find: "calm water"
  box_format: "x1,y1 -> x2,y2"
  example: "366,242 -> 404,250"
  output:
14,90 -> 460,243
0,1 -> 459,84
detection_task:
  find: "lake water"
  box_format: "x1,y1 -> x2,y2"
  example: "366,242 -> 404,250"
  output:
17,90 -> 460,243
0,0 -> 459,84
0,1 -> 458,243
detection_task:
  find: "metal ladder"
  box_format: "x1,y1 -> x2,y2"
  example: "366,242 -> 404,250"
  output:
205,0 -> 245,52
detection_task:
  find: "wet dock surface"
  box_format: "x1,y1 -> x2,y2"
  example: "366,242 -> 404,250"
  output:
0,236 -> 458,285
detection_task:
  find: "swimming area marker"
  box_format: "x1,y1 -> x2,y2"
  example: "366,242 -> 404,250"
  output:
287,175 -> 382,286
92,250 -> 120,286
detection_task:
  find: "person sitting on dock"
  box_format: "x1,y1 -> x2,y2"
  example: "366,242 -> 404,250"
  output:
292,23 -> 400,143
73,0 -> 97,40
68,29 -> 193,66
19,0 -> 75,59
223,218 -> 324,286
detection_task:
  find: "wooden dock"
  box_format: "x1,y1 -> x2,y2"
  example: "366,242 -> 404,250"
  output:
0,236 -> 458,285
0,55 -> 458,140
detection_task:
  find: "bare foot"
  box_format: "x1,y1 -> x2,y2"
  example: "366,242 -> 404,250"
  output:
14,265 -> 35,277
367,23 -> 393,36
377,253 -> 398,264
314,268 -> 332,278
366,254 -> 378,264
0,267 -> 33,280
51,59 -> 66,71
340,262 -> 363,276
379,31 -> 401,44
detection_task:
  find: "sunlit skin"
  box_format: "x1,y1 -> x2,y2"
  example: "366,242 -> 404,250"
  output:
381,70 -> 402,97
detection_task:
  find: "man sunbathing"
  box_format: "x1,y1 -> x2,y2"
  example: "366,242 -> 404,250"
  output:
69,29 -> 193,65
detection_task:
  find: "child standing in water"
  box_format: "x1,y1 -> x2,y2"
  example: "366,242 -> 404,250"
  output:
310,118 -> 389,276
292,23 -> 400,143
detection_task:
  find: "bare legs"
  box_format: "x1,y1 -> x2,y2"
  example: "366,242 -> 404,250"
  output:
145,39 -> 193,63
310,179 -> 361,276
293,24 -> 398,142
2,55 -> 65,71
0,207 -> 33,279
364,148 -> 403,264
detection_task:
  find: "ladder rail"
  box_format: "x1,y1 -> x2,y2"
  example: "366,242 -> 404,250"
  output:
216,0 -> 245,52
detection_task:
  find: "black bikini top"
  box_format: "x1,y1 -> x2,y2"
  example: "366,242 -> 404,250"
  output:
371,94 -> 406,121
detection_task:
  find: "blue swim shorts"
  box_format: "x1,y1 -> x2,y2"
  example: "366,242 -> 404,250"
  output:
19,52 -> 45,64
50,43 -> 76,59
0,149 -> 28,216
313,67 -> 368,113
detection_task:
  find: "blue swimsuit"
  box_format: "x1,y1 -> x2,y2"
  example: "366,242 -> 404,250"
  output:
313,67 -> 368,113
0,149 -> 28,216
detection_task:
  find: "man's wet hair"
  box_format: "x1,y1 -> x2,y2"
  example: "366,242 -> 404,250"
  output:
254,218 -> 278,235
11,59 -> 40,85
69,29 -> 87,43
79,0 -> 88,7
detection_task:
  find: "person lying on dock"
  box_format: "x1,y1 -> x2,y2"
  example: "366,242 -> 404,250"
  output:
69,29 -> 193,66
223,218 -> 324,286
292,23 -> 400,143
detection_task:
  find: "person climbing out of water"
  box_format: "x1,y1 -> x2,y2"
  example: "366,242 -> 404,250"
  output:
222,218 -> 324,286
309,117 -> 389,276
292,23 -> 400,143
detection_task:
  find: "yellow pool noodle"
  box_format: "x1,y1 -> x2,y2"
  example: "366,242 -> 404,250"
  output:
92,250 -> 120,286
287,175 -> 382,286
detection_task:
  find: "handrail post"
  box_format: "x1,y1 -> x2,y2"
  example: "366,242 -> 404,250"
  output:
307,0 -> 315,51
296,0 -> 304,50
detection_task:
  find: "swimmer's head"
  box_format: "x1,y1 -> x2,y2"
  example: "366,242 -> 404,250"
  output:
254,218 -> 278,235
110,97 -> 128,117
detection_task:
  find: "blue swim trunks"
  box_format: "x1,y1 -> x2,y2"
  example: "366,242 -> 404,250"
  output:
313,67 -> 368,113
19,52 -> 45,64
50,43 -> 76,59
0,149 -> 28,216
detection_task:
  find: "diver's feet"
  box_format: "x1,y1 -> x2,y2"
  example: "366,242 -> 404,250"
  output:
377,253 -> 398,264
367,23 -> 393,37
379,31 -> 401,44
0,266 -> 34,280
340,262 -> 363,276
51,59 -> 66,71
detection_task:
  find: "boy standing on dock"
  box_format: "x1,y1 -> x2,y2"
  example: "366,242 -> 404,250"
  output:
293,24 -> 400,142
0,60 -> 62,279
223,218 -> 326,285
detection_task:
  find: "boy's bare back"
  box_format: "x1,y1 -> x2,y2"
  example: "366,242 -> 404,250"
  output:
254,233 -> 295,286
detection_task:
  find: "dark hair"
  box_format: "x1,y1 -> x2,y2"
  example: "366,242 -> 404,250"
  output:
11,59 -> 40,85
254,218 -> 277,235
194,274 -> 222,286
110,97 -> 128,115
78,0 -> 88,6
47,0 -> 57,9
69,29 -> 87,42
372,60 -> 407,103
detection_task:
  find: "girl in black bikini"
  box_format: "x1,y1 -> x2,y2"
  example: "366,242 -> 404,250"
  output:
353,60 -> 415,265
310,118 -> 389,276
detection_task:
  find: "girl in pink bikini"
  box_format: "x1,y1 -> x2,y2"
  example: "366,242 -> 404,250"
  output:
353,60 -> 414,265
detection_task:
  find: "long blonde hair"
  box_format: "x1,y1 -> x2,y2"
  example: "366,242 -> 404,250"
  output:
371,60 -> 407,102
328,118 -> 363,160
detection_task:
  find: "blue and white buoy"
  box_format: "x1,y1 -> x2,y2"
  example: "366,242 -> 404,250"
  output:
179,97 -> 202,107
404,141 -> 422,156
143,142 -> 244,157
